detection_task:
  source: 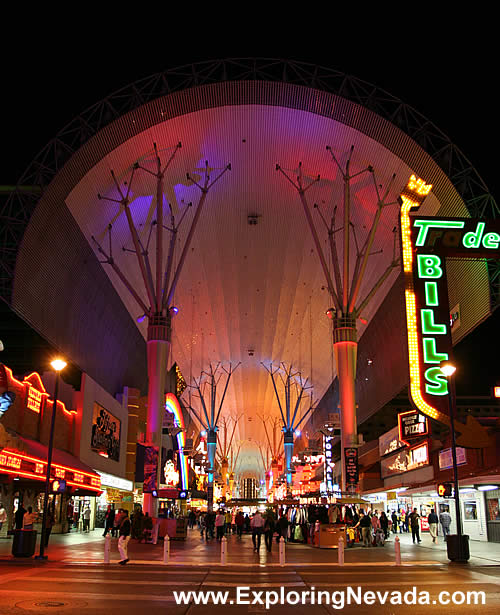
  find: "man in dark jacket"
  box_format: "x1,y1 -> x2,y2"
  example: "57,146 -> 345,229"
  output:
409,508 -> 421,544
391,511 -> 398,533
118,510 -> 131,564
264,513 -> 275,552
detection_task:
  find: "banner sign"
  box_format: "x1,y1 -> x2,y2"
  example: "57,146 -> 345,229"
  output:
398,409 -> 429,445
399,175 -> 500,425
344,447 -> 359,486
91,403 -> 121,461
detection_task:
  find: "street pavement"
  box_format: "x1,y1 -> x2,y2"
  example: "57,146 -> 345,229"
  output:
0,529 -> 499,613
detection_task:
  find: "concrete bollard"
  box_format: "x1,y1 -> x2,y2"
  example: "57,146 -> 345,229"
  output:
163,534 -> 170,564
104,534 -> 111,564
395,536 -> 401,566
338,536 -> 344,565
221,536 -> 227,566
279,537 -> 285,567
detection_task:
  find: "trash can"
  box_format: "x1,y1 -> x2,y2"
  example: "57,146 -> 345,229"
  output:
12,529 -> 37,557
446,534 -> 470,562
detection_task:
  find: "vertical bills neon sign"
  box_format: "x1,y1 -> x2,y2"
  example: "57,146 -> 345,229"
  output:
399,175 -> 500,425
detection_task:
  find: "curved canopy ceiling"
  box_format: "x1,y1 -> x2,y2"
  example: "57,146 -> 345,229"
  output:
11,78 -> 490,478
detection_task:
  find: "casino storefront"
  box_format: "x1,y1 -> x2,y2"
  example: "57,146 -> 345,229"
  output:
0,363 -> 102,537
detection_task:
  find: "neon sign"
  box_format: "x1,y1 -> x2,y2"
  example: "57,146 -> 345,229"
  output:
399,175 -> 500,425
0,449 -> 101,492
322,431 -> 336,493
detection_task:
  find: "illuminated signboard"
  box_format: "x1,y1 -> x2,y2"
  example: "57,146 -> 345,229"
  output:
379,425 -> 408,457
399,175 -> 500,425
344,448 -> 359,486
0,449 -> 101,491
322,430 -> 335,493
398,409 -> 429,445
381,440 -> 429,478
438,446 -> 467,470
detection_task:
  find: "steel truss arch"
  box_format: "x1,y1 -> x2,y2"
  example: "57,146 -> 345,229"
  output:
1,57 -> 498,306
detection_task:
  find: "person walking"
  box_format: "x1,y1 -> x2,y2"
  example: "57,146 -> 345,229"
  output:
250,511 -> 265,551
404,510 -> 410,533
118,510 -> 131,564
391,511 -> 398,534
0,503 -> 7,532
428,509 -> 439,543
199,512 -> 206,539
215,510 -> 226,541
235,510 -> 245,538
409,508 -> 421,543
355,512 -> 372,547
83,506 -> 91,532
112,509 -> 123,538
205,511 -> 215,540
379,511 -> 389,539
264,512 -> 275,553
439,509 -> 452,538
103,505 -> 115,537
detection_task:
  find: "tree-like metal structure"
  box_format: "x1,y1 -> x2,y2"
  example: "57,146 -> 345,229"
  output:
276,149 -> 400,492
227,442 -> 241,499
259,415 -> 284,493
91,144 -> 231,514
216,415 -> 241,498
262,362 -> 315,495
184,362 -> 240,511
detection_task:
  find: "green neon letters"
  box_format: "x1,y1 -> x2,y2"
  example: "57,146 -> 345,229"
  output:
424,282 -> 439,306
424,367 -> 449,395
421,309 -> 446,335
414,219 -> 499,251
414,220 -> 464,246
417,255 -> 443,279
422,338 -> 448,364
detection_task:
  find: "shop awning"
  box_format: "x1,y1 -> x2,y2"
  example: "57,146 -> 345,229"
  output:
0,432 -> 102,494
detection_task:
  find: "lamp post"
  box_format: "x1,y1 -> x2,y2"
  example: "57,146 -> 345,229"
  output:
35,358 -> 66,560
440,360 -> 468,562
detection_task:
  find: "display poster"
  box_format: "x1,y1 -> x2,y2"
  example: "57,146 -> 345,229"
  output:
91,402 -> 121,461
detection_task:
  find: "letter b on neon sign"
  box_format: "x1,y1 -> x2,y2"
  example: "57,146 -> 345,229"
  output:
417,255 -> 443,279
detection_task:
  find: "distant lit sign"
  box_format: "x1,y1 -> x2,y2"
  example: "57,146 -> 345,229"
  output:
494,386 -> 500,399
398,409 -> 429,445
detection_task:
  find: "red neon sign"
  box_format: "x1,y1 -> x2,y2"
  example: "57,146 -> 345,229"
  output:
0,450 -> 101,492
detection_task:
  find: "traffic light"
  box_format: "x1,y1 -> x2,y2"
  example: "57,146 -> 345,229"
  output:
437,482 -> 453,497
52,479 -> 66,493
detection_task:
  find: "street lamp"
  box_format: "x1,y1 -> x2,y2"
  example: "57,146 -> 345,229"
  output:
35,358 -> 67,560
439,360 -> 469,562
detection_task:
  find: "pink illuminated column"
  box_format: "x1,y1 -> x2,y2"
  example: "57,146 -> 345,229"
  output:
143,315 -> 171,516
333,317 -> 358,493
